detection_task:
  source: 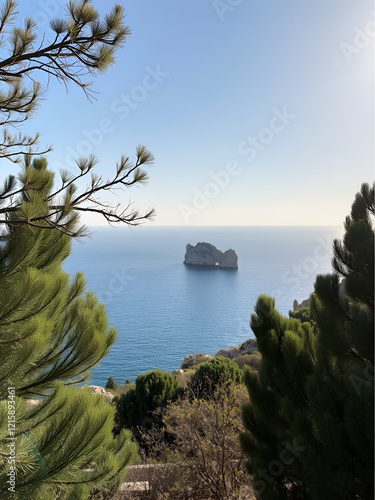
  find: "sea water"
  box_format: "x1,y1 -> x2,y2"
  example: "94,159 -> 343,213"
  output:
63,225 -> 343,386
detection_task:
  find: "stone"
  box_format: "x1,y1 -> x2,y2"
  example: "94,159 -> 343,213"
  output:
215,338 -> 258,359
184,242 -> 238,268
86,385 -> 114,404
292,298 -> 310,311
180,353 -> 213,369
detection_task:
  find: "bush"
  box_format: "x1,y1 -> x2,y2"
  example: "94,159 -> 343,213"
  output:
105,376 -> 119,391
175,369 -> 194,388
234,351 -> 261,371
188,357 -> 243,398
141,382 -> 253,499
115,369 -> 182,430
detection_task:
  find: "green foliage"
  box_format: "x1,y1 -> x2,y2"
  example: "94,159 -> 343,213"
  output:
188,356 -> 243,398
0,2 -> 153,496
0,159 -> 137,498
304,182 -> 374,499
234,351 -> 262,371
0,158 -> 116,397
142,383 -> 252,499
0,385 -> 136,499
240,296 -> 317,498
241,183 -> 374,499
105,376 -> 119,391
115,369 -> 182,430
289,306 -> 317,333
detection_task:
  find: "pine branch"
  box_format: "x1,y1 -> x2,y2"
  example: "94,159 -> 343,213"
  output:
0,147 -> 155,236
0,0 -> 130,161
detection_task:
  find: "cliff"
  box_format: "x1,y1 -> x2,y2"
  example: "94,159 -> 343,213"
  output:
292,298 -> 310,311
179,339 -> 257,369
184,242 -> 238,268
215,338 -> 258,359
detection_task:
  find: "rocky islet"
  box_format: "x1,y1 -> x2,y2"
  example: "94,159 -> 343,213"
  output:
184,242 -> 238,268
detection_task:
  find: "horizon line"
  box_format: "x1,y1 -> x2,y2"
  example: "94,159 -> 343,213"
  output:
88,224 -> 343,228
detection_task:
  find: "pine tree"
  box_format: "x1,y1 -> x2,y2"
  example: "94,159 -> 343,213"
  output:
303,182 -> 374,499
106,377 -> 119,391
0,157 -> 137,499
240,296 -> 316,498
240,183 -> 374,499
0,2 -> 155,496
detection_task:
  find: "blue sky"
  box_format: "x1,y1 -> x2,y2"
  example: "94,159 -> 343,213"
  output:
6,0 -> 374,226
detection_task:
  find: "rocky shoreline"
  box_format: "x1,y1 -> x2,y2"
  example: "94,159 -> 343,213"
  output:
173,338 -> 258,374
88,298 -> 310,392
174,296 -> 310,374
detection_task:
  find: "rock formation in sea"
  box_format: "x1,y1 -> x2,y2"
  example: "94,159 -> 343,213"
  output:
184,242 -> 238,268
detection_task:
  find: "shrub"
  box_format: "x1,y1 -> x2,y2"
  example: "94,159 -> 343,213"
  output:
175,369 -> 194,388
141,382 -> 253,499
234,351 -> 261,371
188,356 -> 243,398
105,376 -> 119,391
115,369 -> 182,430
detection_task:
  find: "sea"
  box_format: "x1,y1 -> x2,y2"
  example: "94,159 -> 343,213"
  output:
63,225 -> 343,387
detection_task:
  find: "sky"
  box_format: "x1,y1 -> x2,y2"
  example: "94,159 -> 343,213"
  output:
2,0 -> 374,226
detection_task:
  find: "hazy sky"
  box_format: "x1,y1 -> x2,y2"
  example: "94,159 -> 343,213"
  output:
8,1 -> 375,226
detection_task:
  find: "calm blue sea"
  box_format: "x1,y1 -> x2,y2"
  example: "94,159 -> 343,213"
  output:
63,226 -> 343,386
